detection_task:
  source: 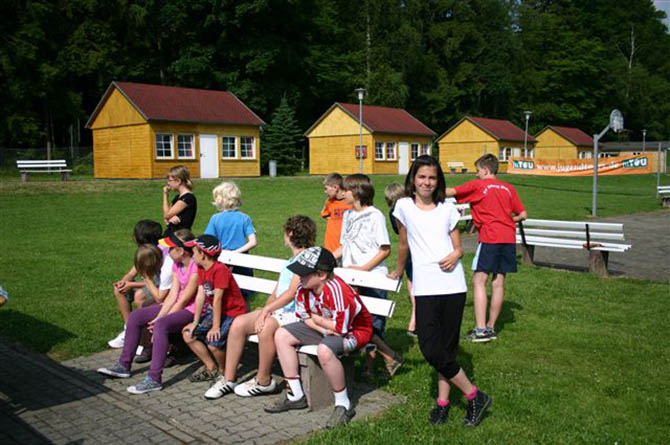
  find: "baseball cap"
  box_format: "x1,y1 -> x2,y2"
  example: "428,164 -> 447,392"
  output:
183,234 -> 221,256
158,233 -> 185,249
287,246 -> 337,277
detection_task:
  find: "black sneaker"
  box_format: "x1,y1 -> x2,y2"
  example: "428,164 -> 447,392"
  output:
486,326 -> 498,340
134,347 -> 152,364
464,329 -> 492,343
326,405 -> 356,428
429,403 -> 449,425
264,394 -> 308,413
464,390 -> 491,427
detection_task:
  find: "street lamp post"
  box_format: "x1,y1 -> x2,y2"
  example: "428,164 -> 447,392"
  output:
592,109 -> 624,217
642,129 -> 647,153
523,110 -> 532,156
355,88 -> 366,173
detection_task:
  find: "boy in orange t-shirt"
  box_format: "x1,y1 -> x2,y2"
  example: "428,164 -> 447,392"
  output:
320,173 -> 352,254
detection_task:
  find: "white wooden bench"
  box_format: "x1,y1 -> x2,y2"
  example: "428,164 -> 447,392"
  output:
658,186 -> 670,207
218,251 -> 401,411
516,219 -> 631,277
17,159 -> 72,182
447,161 -> 468,174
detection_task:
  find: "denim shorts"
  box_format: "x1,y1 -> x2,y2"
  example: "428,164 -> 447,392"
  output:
193,307 -> 236,349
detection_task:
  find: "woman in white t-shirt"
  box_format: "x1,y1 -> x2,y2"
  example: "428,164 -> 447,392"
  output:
389,155 -> 491,427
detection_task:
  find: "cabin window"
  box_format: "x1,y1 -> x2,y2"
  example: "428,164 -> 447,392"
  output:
155,133 -> 173,159
222,136 -> 237,158
375,142 -> 385,160
240,136 -> 255,159
521,148 -> 534,158
579,150 -> 593,159
421,144 -> 430,156
386,142 -> 397,160
499,147 -> 511,161
411,143 -> 419,160
177,134 -> 195,159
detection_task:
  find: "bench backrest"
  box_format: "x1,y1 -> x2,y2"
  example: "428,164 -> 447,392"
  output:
218,251 -> 400,318
517,218 -> 630,252
446,198 -> 472,222
447,161 -> 464,168
658,186 -> 670,193
17,160 -> 68,169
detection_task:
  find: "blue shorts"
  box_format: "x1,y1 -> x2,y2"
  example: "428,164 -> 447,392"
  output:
193,308 -> 235,349
357,286 -> 387,339
472,243 -> 517,274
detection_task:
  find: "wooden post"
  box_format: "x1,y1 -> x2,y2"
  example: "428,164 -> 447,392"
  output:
298,353 -> 332,411
589,250 -> 609,277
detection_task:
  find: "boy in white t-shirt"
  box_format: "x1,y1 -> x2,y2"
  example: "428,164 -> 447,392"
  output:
333,174 -> 403,378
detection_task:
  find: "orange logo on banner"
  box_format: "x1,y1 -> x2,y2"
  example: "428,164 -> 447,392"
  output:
507,154 -> 653,176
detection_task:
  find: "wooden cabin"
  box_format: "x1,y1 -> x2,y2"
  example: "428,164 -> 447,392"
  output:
305,103 -> 436,175
534,126 -> 594,160
86,81 -> 265,179
437,116 -> 536,173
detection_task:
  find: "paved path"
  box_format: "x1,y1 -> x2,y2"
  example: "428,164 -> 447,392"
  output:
1,339 -> 402,444
461,210 -> 670,282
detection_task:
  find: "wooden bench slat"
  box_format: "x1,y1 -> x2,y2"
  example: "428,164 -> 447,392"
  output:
219,251 -> 285,273
517,235 -> 631,252
517,228 -> 626,241
522,219 -> 623,231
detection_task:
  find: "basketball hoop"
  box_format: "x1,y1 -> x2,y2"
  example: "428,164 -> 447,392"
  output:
610,109 -> 624,133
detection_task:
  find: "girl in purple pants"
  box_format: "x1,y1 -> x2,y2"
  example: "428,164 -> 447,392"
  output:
98,229 -> 199,394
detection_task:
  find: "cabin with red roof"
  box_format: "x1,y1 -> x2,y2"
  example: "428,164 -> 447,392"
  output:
86,81 -> 265,179
304,103 -> 436,175
534,126 -> 594,160
436,116 -> 536,173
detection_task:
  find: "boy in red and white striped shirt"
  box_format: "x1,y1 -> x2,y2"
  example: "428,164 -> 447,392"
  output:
264,247 -> 372,428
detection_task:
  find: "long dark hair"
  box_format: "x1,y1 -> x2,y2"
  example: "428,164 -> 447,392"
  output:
404,155 -> 446,204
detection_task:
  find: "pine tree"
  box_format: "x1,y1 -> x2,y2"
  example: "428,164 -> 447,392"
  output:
262,95 -> 303,176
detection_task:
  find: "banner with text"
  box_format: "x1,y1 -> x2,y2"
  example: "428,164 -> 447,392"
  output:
507,154 -> 653,176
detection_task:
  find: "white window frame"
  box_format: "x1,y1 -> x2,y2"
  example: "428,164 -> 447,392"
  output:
410,143 -> 419,160
521,147 -> 534,158
579,150 -> 593,159
155,133 -> 173,159
221,136 -> 237,159
375,142 -> 385,160
386,142 -> 397,161
499,147 -> 511,161
240,136 -> 256,159
421,144 -> 430,156
176,134 -> 195,160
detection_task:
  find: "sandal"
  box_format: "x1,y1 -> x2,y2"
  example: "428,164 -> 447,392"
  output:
385,353 -> 404,378
189,367 -> 218,383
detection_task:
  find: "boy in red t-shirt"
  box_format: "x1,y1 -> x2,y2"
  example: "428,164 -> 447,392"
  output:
446,154 -> 527,343
264,247 -> 373,428
181,234 -> 247,397
321,173 -> 352,254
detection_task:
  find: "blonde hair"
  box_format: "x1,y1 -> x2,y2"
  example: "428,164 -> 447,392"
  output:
212,181 -> 242,210
384,182 -> 405,207
134,244 -> 163,278
323,173 -> 343,187
167,165 -> 193,190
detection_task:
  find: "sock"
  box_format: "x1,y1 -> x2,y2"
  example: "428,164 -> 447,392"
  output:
465,386 -> 478,401
334,388 -> 351,410
286,377 -> 304,401
436,398 -> 449,407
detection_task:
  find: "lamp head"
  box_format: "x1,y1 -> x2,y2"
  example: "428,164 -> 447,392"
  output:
355,88 -> 366,102
524,110 -> 532,120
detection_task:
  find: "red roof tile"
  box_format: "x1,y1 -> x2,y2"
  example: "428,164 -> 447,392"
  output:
541,126 -> 593,147
468,117 -> 535,143
336,103 -> 436,136
87,81 -> 264,128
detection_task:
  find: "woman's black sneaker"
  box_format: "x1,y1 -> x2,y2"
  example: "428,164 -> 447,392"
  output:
429,403 -> 449,424
464,390 -> 491,427
134,347 -> 152,364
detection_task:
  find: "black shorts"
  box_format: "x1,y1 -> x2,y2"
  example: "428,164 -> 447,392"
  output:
472,243 -> 517,274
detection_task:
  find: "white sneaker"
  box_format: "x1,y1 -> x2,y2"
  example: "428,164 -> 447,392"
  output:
234,377 -> 277,397
108,330 -> 125,349
204,376 -> 237,400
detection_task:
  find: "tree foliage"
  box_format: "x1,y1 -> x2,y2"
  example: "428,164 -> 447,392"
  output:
262,94 -> 303,175
1,0 -> 669,153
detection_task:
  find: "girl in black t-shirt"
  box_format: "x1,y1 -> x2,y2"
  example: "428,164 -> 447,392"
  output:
163,165 -> 197,237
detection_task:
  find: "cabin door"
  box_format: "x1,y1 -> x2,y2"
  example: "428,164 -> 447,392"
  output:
398,142 -> 409,175
199,134 -> 219,178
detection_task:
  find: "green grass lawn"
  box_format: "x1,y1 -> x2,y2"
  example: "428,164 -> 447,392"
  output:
0,173 -> 668,443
